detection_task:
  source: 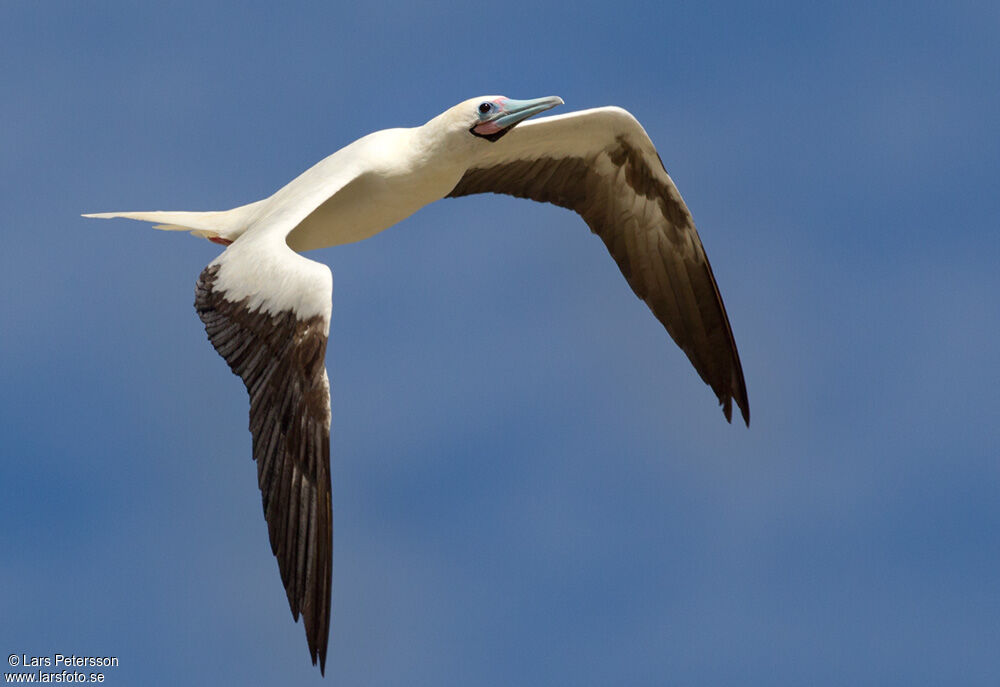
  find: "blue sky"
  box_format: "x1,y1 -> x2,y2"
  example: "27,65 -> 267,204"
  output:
2,1 -> 998,685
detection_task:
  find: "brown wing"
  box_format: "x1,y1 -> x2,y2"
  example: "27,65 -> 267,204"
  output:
448,118 -> 748,425
195,263 -> 332,672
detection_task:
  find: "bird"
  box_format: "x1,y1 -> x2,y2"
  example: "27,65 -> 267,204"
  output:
84,95 -> 749,673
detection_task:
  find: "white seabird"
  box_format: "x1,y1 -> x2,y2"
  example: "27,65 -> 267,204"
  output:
84,95 -> 749,673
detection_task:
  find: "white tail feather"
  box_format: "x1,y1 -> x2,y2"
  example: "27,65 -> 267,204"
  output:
83,200 -> 267,243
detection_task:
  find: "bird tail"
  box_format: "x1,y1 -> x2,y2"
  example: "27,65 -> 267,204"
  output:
82,199 -> 267,243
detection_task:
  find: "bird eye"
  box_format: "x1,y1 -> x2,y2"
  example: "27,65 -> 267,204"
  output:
478,102 -> 492,114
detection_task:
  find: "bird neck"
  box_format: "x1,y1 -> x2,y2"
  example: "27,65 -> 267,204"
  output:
404,120 -> 474,183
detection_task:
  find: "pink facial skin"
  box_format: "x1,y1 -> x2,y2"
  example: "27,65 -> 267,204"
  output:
472,120 -> 503,135
472,97 -> 509,136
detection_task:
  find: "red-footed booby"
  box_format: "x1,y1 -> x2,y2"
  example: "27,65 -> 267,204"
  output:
84,95 -> 749,673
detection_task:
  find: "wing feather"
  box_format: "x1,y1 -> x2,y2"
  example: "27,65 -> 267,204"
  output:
448,108 -> 749,424
194,255 -> 333,673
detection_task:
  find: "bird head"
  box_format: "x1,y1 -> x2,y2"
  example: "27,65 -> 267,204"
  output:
433,95 -> 564,143
467,95 -> 564,141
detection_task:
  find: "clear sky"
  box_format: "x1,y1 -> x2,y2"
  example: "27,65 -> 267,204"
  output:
2,2 -> 998,685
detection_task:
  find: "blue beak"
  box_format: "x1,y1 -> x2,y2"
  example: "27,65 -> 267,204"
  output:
494,96 -> 564,129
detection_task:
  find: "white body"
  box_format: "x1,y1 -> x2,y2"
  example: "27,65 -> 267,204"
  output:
281,127 -> 469,251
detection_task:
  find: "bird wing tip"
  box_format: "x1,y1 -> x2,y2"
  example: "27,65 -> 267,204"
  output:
721,394 -> 750,428
736,386 -> 750,427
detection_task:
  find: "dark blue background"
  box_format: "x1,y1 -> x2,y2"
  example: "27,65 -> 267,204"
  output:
2,2 -> 997,684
